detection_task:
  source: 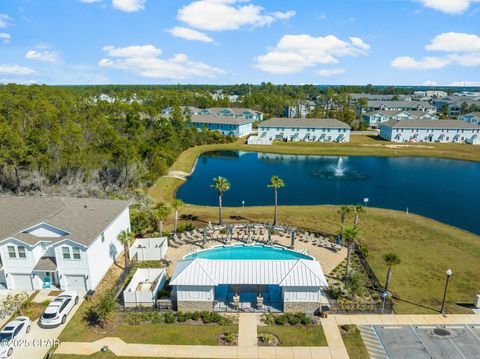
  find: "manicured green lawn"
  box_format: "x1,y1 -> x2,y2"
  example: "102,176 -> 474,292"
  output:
340,325 -> 369,359
163,204 -> 480,314
257,325 -> 327,346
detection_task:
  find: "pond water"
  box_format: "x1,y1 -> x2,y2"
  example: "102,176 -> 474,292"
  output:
176,151 -> 480,234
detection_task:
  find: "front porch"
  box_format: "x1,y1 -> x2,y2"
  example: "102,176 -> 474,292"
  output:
213,284 -> 283,313
32,257 -> 61,290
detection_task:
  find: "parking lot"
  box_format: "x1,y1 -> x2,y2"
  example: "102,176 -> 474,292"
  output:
374,324 -> 480,359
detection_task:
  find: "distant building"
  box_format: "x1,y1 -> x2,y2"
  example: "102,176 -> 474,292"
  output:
413,90 -> 448,99
363,110 -> 438,128
285,101 -> 316,118
379,120 -> 480,144
198,107 -> 263,122
364,101 -> 437,114
190,115 -> 253,137
432,97 -> 480,117
258,118 -> 350,143
459,112 -> 480,126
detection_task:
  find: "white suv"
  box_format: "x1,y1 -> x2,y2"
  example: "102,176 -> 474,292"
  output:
39,291 -> 79,328
0,316 -> 31,358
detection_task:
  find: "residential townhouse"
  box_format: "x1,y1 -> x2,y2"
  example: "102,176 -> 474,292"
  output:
258,118 -> 350,143
432,97 -> 480,117
190,115 -> 254,137
0,197 -> 131,292
285,101 -> 317,118
459,112 -> 480,126
363,101 -> 437,114
198,107 -> 264,122
379,120 -> 480,145
363,110 -> 438,127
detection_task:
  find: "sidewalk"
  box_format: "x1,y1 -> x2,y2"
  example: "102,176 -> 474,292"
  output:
238,314 -> 258,347
333,313 -> 480,326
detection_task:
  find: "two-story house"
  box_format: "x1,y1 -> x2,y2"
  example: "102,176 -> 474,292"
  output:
0,197 -> 131,292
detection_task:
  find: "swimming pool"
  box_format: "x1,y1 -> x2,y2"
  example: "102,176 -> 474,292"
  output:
183,244 -> 313,261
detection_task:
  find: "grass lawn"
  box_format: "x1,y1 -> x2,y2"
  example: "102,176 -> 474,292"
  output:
161,204 -> 480,314
59,307 -> 236,345
340,325 -> 369,359
257,325 -> 327,346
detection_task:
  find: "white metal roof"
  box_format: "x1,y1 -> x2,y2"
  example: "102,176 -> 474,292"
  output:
170,259 -> 328,288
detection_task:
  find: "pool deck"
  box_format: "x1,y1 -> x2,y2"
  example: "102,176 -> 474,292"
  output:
165,231 -> 346,277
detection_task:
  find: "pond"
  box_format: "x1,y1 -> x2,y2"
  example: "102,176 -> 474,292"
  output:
176,151 -> 480,235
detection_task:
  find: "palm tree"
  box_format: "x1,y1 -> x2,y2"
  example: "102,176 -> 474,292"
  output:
353,205 -> 366,226
341,224 -> 359,280
117,230 -> 134,269
210,176 -> 230,225
338,205 -> 351,225
151,202 -> 171,236
267,176 -> 285,225
171,199 -> 184,234
383,252 -> 401,294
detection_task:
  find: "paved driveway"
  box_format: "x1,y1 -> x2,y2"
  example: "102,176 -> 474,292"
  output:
374,325 -> 480,359
10,297 -> 84,359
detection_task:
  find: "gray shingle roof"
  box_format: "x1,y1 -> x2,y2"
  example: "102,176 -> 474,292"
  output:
462,112 -> 480,117
190,114 -> 253,125
381,119 -> 479,129
0,196 -> 130,246
33,257 -> 58,271
258,118 -> 350,129
368,101 -> 436,109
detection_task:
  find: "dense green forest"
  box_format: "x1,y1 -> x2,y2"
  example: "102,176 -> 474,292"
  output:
0,84 -> 233,197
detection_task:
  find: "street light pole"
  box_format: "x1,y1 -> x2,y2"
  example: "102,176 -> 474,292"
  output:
440,269 -> 452,314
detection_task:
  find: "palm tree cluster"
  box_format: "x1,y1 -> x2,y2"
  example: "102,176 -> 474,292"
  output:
210,175 -> 286,225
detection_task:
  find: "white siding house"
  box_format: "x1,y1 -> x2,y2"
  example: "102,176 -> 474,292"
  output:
190,115 -> 253,137
379,120 -> 480,145
258,118 -> 350,143
363,110 -> 438,128
0,197 -> 131,292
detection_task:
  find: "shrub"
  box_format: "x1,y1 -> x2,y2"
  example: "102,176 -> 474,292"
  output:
222,330 -> 237,344
164,311 -> 176,323
258,333 -> 275,344
274,315 -> 287,325
261,313 -> 276,326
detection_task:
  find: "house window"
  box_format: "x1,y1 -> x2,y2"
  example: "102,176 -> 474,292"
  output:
18,246 -> 26,258
7,246 -> 16,258
72,247 -> 81,260
62,247 -> 71,260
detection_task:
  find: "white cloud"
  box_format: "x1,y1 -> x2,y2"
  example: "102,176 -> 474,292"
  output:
99,44 -> 225,79
112,0 -> 145,12
0,33 -> 10,44
25,50 -> 60,63
315,68 -> 345,77
391,56 -> 450,69
168,27 -> 214,43
254,34 -> 370,74
426,32 -> 480,52
177,0 -> 295,31
0,64 -> 36,75
417,0 -> 480,14
449,81 -> 480,86
392,32 -> 480,70
424,80 -> 437,86
0,14 -> 11,28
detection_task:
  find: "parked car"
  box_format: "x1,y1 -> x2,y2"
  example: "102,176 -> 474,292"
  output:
0,316 -> 31,358
39,291 -> 79,328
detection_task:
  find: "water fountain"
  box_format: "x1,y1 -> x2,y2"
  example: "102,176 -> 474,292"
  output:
311,157 -> 367,181
334,157 -> 346,176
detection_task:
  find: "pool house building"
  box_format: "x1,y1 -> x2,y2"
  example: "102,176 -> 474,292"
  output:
170,245 -> 329,314
257,118 -> 350,143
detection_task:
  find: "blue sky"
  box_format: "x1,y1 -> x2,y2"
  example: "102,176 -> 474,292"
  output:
0,0 -> 479,86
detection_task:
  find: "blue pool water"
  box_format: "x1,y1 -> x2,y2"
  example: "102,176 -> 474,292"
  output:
184,244 -> 313,260
177,151 -> 480,234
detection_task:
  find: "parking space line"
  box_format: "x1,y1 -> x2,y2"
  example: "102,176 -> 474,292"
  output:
466,325 -> 480,343
444,325 -> 465,329
371,326 -> 391,359
381,326 -> 402,329
415,326 -> 436,329
409,325 -> 434,359
448,337 -> 468,359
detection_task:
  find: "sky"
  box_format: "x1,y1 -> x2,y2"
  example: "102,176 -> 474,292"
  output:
0,0 -> 480,86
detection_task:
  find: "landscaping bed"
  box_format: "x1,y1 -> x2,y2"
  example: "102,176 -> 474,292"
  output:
258,313 -> 327,346
340,325 -> 369,359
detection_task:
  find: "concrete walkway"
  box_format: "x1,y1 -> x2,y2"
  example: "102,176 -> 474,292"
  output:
320,317 -> 349,359
333,313 -> 480,326
238,314 -> 258,347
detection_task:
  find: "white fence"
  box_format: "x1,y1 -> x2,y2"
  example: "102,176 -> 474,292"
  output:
123,268 -> 167,307
129,237 -> 168,261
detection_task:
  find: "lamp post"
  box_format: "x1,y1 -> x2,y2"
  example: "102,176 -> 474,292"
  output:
440,269 -> 452,314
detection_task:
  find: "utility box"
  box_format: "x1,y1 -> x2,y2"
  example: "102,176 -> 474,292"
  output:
475,294 -> 480,308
